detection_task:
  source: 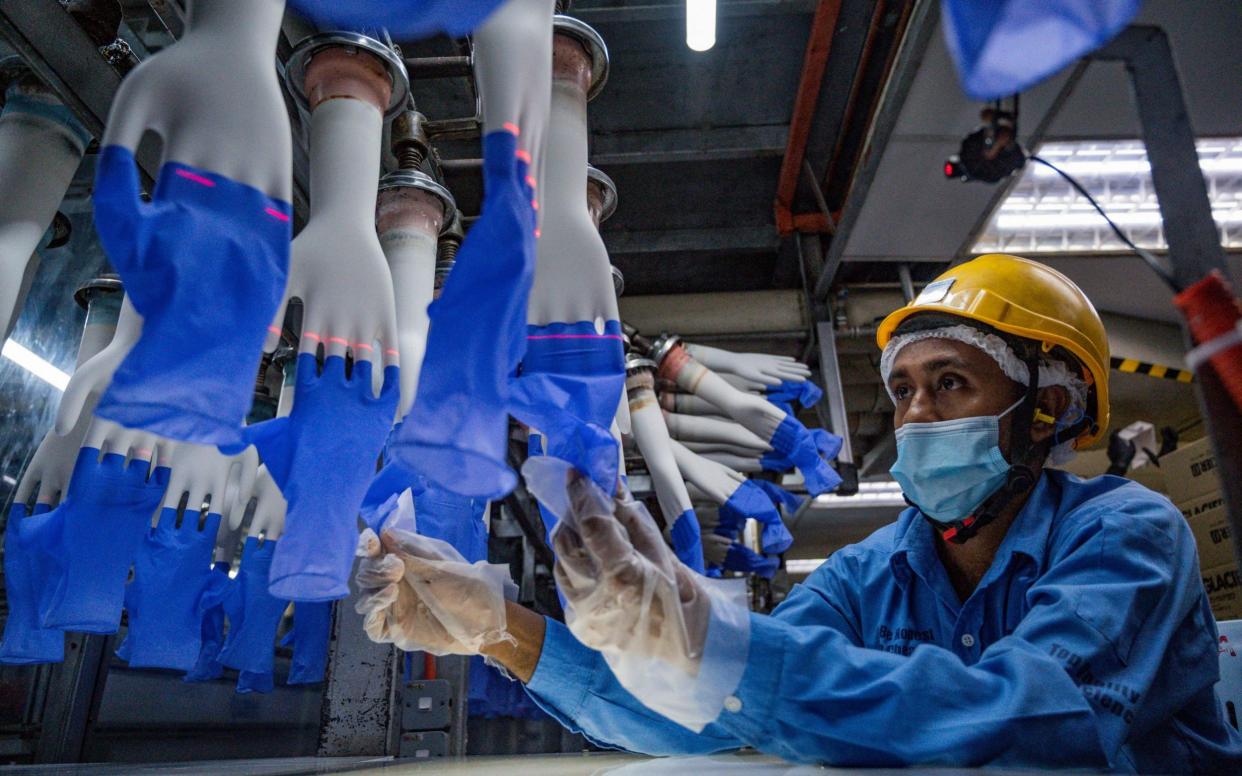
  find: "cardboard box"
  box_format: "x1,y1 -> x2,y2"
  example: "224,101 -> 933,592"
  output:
1202,561 -> 1242,621
1163,437 -> 1221,505
1177,491 -> 1238,570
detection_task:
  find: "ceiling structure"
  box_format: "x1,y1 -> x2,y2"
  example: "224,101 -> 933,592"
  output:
2,0 -> 1239,566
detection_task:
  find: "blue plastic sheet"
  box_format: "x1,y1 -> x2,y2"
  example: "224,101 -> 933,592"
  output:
0,504 -> 64,664
215,537 -> 288,677
34,448 -> 170,634
121,507 -> 222,671
941,0 -> 1141,100
390,130 -> 536,500
93,146 -> 291,448
233,353 -> 398,602
285,0 -> 507,39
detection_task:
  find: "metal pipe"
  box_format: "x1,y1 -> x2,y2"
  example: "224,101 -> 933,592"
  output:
773,0 -> 845,235
404,55 -> 472,80
897,264 -> 914,303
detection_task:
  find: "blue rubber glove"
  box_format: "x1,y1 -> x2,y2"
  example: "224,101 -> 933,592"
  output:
282,601 -> 332,685
236,670 -> 274,694
750,481 -> 799,554
92,146 -> 292,448
33,448 -> 170,633
717,480 -> 785,549
666,508 -> 705,574
389,130 -> 536,500
768,415 -> 842,497
232,353 -> 398,602
414,484 -> 489,564
183,562 -> 231,682
509,321 -> 626,498
120,507 -> 221,671
217,537 -> 288,676
766,379 -> 823,409
722,542 -> 780,579
0,504 -> 64,664
285,0 -> 507,38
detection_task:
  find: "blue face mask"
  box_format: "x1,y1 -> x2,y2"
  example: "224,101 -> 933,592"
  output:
889,398 -> 1022,523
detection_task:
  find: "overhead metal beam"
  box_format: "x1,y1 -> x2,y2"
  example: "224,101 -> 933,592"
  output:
815,320 -> 859,494
591,124 -> 788,166
812,0 -> 938,300
604,226 -> 777,255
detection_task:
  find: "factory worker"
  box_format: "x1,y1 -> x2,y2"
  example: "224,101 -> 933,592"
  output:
355,253 -> 1242,771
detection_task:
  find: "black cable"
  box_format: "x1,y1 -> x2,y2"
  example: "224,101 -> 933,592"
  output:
1027,154 -> 1182,292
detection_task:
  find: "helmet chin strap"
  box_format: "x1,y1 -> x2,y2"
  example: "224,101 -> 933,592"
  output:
930,346 -> 1042,545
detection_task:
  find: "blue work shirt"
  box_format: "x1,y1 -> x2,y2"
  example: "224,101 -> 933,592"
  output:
525,470 -> 1242,771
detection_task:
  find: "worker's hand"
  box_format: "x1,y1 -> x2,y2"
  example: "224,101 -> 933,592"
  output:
353,492 -> 514,656
526,459 -> 751,731
551,472 -> 711,674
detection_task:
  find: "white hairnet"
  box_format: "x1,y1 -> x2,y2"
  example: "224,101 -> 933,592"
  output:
879,324 -> 1087,465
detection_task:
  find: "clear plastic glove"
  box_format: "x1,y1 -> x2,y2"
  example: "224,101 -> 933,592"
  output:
684,343 -> 811,387
353,490 -> 515,655
523,457 -> 749,732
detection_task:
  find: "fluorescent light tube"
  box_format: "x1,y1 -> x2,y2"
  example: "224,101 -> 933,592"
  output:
687,0 -> 716,51
3,338 -> 69,391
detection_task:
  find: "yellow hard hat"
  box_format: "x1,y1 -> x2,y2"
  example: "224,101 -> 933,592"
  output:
876,253 -> 1110,447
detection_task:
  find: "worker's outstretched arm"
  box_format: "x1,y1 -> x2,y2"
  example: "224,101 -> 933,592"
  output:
526,467 -> 1222,768
685,503 -> 1213,767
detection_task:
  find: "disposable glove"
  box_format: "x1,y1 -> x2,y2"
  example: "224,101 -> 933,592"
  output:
509,320 -> 626,497
413,485 -> 489,564
389,130 -> 536,500
524,457 -> 749,732
660,342 -> 838,496
718,480 -> 793,555
119,507 -> 221,670
92,145 -> 291,447
770,415 -> 843,495
765,378 -> 823,410
282,601 -> 332,685
683,343 -> 810,387
215,536 -> 288,676
722,543 -> 779,579
236,670 -> 275,695
286,0 -> 507,38
353,490 -> 515,656
231,353 -> 398,602
89,0 -> 292,446
34,447 -> 170,633
183,561 -> 231,682
0,504 -> 63,664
